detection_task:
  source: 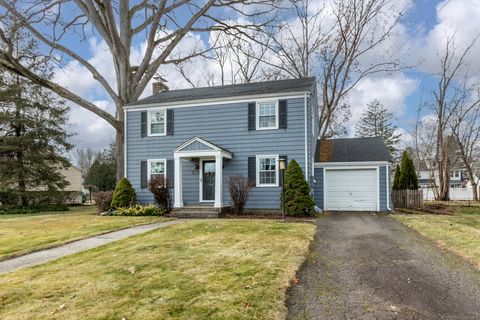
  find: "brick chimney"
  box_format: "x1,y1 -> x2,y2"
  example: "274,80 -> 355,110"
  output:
152,75 -> 168,95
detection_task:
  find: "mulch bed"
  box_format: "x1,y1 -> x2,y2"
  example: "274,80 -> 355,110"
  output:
395,204 -> 456,215
221,213 -> 316,223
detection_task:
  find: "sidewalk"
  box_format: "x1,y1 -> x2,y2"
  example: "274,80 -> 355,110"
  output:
0,219 -> 185,275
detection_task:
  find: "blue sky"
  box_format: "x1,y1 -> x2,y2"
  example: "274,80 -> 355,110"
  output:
51,0 -> 480,152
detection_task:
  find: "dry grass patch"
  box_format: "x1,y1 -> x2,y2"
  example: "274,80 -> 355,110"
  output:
0,206 -> 169,260
0,220 -> 315,320
394,207 -> 480,268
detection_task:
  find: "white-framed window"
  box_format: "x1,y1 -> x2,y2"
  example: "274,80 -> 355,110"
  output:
256,101 -> 278,130
147,159 -> 166,181
256,155 -> 279,187
148,109 -> 166,136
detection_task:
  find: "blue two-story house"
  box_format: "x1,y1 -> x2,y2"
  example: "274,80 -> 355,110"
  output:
124,77 -> 392,212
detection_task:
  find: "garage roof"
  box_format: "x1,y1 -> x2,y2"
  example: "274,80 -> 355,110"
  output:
315,137 -> 393,163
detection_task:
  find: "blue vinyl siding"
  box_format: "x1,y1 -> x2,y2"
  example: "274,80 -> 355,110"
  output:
313,168 -> 324,209
126,97 -> 307,209
379,165 -> 388,210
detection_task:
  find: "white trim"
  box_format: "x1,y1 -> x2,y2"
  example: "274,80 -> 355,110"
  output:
173,155 -> 183,208
386,164 -> 391,210
199,158 -> 216,203
147,159 -> 167,182
315,161 -> 390,168
376,167 -> 380,211
147,108 -> 167,136
124,108 -> 127,178
256,154 -> 279,187
173,150 -> 232,159
323,166 -> 380,211
255,100 -> 279,130
214,155 -> 223,207
304,93 -> 308,180
125,93 -> 307,111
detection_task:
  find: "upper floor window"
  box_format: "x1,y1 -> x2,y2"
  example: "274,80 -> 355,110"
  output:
256,101 -> 278,130
256,155 -> 279,186
148,159 -> 166,181
148,109 -> 166,136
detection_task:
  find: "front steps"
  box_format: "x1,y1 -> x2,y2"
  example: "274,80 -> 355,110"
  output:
170,205 -> 221,219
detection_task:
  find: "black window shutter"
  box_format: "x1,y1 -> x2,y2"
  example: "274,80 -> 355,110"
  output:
248,103 -> 256,131
279,155 -> 288,186
248,157 -> 256,185
141,111 -> 147,137
166,109 -> 174,136
167,159 -> 174,187
279,100 -> 287,129
141,160 -> 147,188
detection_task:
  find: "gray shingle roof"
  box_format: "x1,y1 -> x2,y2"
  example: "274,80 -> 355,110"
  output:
315,137 -> 393,163
127,77 -> 316,106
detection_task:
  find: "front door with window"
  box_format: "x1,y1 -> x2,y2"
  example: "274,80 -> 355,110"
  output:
202,161 -> 216,201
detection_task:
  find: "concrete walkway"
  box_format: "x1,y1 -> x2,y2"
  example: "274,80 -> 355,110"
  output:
0,219 -> 185,275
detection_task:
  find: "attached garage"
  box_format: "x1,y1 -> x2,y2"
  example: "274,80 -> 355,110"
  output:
314,137 -> 393,212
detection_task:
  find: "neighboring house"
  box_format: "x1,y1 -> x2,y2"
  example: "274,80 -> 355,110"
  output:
418,160 -> 469,189
124,78 -> 393,212
313,137 -> 393,211
58,165 -> 83,204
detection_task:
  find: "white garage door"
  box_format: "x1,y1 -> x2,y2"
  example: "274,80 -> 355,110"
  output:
325,169 -> 378,211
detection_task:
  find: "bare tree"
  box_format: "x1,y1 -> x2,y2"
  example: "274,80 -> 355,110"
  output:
261,0 -> 405,138
449,81 -> 480,201
428,36 -> 477,200
176,30 -> 270,87
73,147 -> 98,177
0,0 -> 270,180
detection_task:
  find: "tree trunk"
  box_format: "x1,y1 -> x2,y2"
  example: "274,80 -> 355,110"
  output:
472,182 -> 479,202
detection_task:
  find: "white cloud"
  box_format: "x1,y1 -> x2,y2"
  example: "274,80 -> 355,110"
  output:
345,73 -> 419,135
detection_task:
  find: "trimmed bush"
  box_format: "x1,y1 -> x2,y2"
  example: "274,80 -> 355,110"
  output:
111,178 -> 136,209
284,159 -> 315,216
228,176 -> 255,215
0,204 -> 69,215
106,204 -> 166,216
93,191 -> 114,213
148,177 -> 172,213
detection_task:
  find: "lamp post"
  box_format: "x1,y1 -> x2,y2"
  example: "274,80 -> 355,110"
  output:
278,158 -> 287,221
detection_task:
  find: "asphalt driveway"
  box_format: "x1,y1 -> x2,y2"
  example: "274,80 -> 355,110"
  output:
287,212 -> 480,320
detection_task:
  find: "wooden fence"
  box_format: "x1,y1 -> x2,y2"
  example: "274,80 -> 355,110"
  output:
392,189 -> 424,209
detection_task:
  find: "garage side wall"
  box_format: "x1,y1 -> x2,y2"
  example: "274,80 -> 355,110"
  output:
313,168 -> 324,209
379,165 -> 388,211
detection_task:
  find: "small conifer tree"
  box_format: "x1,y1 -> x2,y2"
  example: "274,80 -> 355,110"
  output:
284,160 -> 315,216
398,152 -> 419,190
392,164 -> 401,190
111,178 -> 137,208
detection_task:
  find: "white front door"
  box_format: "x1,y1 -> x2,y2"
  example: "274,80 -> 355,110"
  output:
325,168 -> 378,211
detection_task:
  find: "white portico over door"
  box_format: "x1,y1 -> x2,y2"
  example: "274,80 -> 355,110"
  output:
172,137 -> 232,208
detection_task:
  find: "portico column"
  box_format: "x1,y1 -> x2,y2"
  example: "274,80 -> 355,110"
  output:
214,154 -> 223,208
174,155 -> 183,208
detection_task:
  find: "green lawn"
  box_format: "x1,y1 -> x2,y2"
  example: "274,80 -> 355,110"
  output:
0,220 -> 315,320
394,206 -> 480,268
0,206 -> 169,261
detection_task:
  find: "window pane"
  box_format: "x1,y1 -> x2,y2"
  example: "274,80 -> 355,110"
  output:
258,157 -> 277,185
151,123 -> 164,134
258,102 -> 276,128
151,173 -> 165,180
150,161 -> 165,174
150,111 -> 165,123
